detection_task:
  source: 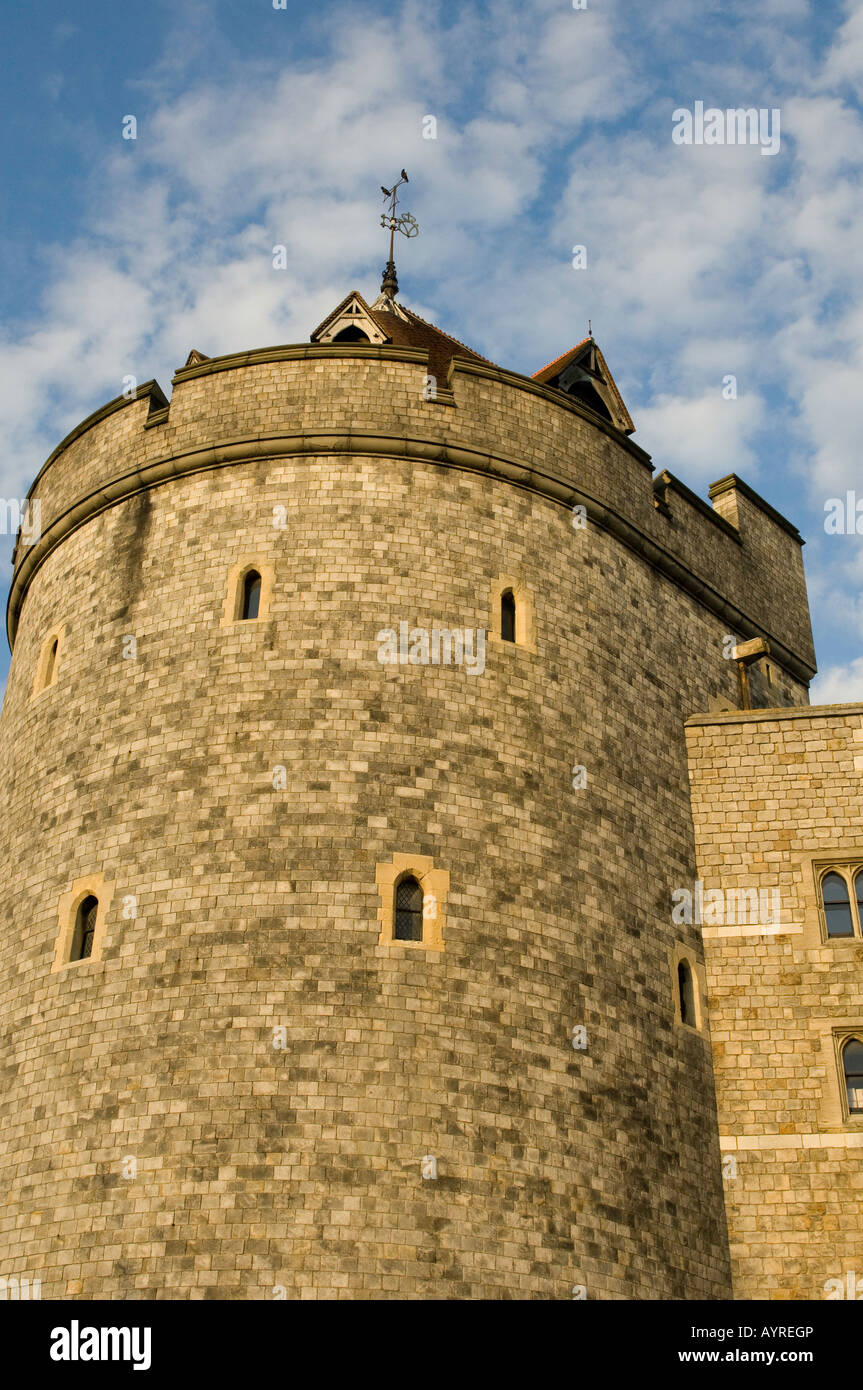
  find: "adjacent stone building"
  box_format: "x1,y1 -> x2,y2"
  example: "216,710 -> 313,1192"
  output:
0,276 -> 857,1299
686,703 -> 863,1300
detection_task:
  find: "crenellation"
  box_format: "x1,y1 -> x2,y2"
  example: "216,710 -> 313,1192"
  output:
10,353 -> 813,696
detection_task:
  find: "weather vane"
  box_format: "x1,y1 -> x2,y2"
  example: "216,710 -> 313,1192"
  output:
379,170 -> 419,297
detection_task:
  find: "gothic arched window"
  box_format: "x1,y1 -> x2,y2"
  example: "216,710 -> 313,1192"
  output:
241,569 -> 262,621
394,876 -> 423,941
678,960 -> 695,1027
822,871 -> 855,938
501,589 -> 516,643
843,1038 -> 863,1114
72,896 -> 99,962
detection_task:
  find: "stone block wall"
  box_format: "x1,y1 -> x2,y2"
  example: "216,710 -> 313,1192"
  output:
686,704 -> 863,1299
0,346 -> 817,1299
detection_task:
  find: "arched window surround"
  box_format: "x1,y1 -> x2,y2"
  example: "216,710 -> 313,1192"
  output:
221,558 -> 274,626
842,1036 -> 863,1116
816,862 -> 863,942
823,1029 -> 863,1125
669,943 -> 707,1033
489,575 -> 536,653
375,853 -> 450,951
52,874 -> 116,972
32,625 -> 65,699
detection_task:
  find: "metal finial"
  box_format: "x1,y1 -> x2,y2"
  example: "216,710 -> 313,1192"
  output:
379,171 -> 419,297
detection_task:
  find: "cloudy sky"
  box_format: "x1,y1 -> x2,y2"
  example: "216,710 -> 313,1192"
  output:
1,0 -> 862,698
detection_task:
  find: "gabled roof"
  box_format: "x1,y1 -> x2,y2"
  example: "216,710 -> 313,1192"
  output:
532,338 -> 592,381
184,348 -> 211,367
310,292 -> 632,432
532,338 -> 634,435
311,291 -> 495,381
310,291 -> 390,346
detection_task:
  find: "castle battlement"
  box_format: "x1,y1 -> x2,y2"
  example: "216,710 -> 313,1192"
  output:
11,343 -> 813,690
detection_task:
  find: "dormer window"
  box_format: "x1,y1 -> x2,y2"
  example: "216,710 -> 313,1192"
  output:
310,292 -> 388,345
531,338 -> 635,435
332,326 -> 371,343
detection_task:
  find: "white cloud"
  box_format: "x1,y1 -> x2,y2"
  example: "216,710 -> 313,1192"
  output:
0,0 -> 639,510
634,389 -> 766,483
819,0 -> 863,86
810,656 -> 863,704
2,0 -> 863,697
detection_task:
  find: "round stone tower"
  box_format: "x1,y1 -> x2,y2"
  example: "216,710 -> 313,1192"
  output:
0,285 -> 815,1299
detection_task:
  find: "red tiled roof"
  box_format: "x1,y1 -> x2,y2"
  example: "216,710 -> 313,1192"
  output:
531,338 -> 634,434
311,291 -> 495,381
370,305 -> 496,381
531,338 -> 591,381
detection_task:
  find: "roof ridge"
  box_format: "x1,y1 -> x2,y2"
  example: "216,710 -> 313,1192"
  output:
398,305 -> 497,367
531,337 -> 591,380
591,344 -> 632,431
310,289 -> 372,342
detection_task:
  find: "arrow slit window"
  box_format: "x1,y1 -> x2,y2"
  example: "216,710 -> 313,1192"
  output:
678,960 -> 695,1026
501,590 -> 516,643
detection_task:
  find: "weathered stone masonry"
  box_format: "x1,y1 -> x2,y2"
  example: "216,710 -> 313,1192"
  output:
0,301 -> 839,1300
686,704 -> 863,1301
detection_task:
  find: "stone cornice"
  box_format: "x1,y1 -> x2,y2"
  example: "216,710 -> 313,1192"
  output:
170,343 -> 652,465
22,347 -> 649,510
170,342 -> 429,385
6,429 -> 816,683
686,702 -> 863,727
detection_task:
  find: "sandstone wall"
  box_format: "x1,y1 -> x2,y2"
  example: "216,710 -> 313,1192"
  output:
0,349 -> 815,1298
686,704 -> 863,1299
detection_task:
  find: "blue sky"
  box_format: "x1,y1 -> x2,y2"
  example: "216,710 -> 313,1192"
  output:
2,0 -> 862,698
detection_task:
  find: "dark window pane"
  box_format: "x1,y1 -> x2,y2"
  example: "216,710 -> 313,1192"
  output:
678,961 -> 695,1026
843,1040 -> 863,1113
395,876 -> 423,941
501,590 -> 516,643
74,895 -> 99,961
856,871 -> 863,931
242,571 -> 261,620
332,326 -> 370,342
45,639 -> 58,685
822,872 -> 854,937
